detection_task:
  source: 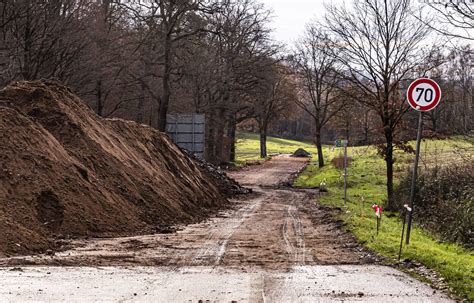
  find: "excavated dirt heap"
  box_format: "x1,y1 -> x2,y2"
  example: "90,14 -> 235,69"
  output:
0,80 -> 231,257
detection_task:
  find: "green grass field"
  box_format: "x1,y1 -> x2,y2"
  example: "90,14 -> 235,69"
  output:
393,136 -> 474,175
235,132 -> 474,300
236,132 -> 473,167
235,133 -> 319,164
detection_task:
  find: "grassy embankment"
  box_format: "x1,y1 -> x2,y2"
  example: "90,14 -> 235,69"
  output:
293,137 -> 473,301
235,133 -> 473,300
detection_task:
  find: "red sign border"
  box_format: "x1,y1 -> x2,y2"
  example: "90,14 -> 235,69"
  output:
407,78 -> 441,112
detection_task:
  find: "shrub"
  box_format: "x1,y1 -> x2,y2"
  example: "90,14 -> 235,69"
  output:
394,162 -> 473,248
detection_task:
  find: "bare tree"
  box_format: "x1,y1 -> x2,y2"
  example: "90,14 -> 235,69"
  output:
181,0 -> 276,164
80,1 -> 135,118
254,63 -> 296,158
293,24 -> 344,168
444,45 -> 473,134
418,48 -> 449,134
120,0 -> 220,132
422,0 -> 473,41
324,0 -> 431,209
0,0 -> 90,85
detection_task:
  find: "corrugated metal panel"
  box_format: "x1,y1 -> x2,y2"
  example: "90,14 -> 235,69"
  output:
166,114 -> 205,158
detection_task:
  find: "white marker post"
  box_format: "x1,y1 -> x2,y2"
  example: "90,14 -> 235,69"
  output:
404,78 -> 441,245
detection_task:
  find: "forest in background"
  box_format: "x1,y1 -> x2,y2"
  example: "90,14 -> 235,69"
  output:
1,0 -> 472,207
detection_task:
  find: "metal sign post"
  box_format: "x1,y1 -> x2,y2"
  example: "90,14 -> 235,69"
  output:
399,204 -> 411,260
402,78 -> 442,247
343,141 -> 348,207
405,110 -> 423,245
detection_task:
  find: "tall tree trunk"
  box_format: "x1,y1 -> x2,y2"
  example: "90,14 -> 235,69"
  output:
95,0 -> 109,119
22,3 -> 33,80
361,111 -> 370,144
149,95 -> 159,128
96,80 -> 103,117
227,116 -> 236,162
206,108 -> 226,164
363,126 -> 369,144
214,111 -> 226,164
157,34 -> 171,132
136,81 -> 145,123
204,111 -> 216,162
315,128 -> 324,168
384,128 -> 395,210
431,116 -> 437,133
259,122 -> 268,158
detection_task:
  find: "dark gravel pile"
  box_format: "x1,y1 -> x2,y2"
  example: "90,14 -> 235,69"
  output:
182,150 -> 251,196
292,148 -> 311,157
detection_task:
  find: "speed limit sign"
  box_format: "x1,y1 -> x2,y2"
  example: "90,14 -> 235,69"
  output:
407,78 -> 441,112
403,77 -> 442,248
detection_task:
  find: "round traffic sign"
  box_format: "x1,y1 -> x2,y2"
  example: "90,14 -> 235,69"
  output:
407,78 -> 441,112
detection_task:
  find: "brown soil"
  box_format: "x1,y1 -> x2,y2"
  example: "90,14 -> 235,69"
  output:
226,155 -> 309,187
0,156 -> 377,268
0,80 -> 230,257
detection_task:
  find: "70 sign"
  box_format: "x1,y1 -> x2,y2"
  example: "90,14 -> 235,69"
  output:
407,78 -> 441,112
415,87 -> 434,102
402,77 -> 442,249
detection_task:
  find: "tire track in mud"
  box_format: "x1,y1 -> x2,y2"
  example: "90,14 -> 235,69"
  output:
191,194 -> 265,266
282,203 -> 306,265
220,187 -> 361,269
282,205 -> 304,264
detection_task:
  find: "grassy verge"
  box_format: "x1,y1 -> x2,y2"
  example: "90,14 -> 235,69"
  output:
294,140 -> 474,301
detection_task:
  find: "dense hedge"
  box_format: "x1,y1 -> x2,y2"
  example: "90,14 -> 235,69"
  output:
395,162 -> 473,248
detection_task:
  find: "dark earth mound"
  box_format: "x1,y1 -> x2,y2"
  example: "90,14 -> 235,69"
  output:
0,80 -> 240,257
291,148 -> 311,158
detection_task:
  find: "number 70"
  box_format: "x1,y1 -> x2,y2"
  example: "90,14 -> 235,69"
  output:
415,88 -> 434,103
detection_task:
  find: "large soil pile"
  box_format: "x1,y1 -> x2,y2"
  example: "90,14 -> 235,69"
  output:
0,80 -> 235,257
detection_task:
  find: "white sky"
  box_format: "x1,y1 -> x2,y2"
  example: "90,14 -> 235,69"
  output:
260,0 -> 344,45
259,0 -> 469,47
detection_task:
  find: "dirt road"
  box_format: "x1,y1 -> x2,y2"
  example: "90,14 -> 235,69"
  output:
0,156 -> 451,302
227,155 -> 308,187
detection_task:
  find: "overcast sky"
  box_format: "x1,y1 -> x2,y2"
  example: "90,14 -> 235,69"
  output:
259,1 -> 468,47
259,0 -> 344,45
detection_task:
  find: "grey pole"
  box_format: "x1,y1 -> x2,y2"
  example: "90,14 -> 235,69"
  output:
406,111 -> 423,245
343,141 -> 348,207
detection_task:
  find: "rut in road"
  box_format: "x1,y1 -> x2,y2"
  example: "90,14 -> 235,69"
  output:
191,194 -> 265,266
0,156 -> 374,268
282,204 -> 305,265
